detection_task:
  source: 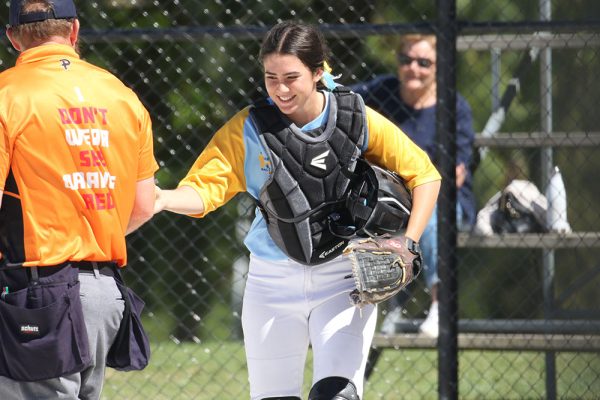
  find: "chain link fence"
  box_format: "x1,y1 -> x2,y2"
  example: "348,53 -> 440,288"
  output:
1,0 -> 599,399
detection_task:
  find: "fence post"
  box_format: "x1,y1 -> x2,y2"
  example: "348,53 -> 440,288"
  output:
436,0 -> 459,399
539,0 -> 557,398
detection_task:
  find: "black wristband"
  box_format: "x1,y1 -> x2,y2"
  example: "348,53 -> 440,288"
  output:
406,237 -> 421,254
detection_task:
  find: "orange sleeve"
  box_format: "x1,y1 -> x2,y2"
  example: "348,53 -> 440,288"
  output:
136,103 -> 159,181
0,117 -> 10,190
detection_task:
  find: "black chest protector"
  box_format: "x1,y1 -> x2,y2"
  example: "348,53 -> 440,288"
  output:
250,87 -> 366,265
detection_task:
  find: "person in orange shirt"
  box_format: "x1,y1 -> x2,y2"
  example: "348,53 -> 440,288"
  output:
0,1 -> 157,398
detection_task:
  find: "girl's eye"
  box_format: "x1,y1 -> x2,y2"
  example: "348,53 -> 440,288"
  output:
265,75 -> 299,82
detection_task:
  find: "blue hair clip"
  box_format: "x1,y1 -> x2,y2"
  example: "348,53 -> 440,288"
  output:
321,71 -> 341,91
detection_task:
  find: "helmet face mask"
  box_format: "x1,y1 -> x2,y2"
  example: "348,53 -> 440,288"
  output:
340,159 -> 412,238
363,197 -> 410,236
361,164 -> 412,236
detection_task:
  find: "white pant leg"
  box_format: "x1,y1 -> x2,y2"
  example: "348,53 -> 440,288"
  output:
242,255 -> 310,399
241,254 -> 376,399
308,256 -> 377,397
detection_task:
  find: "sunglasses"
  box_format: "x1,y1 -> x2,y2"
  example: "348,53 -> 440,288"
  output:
397,54 -> 435,68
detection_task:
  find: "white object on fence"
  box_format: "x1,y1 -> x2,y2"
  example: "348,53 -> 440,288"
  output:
545,166 -> 572,233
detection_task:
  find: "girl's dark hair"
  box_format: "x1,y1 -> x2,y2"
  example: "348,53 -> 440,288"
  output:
259,21 -> 330,73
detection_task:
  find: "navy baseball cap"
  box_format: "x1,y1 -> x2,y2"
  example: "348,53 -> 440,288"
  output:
9,0 -> 77,27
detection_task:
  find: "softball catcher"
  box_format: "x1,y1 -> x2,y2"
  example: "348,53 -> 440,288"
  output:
155,21 -> 440,400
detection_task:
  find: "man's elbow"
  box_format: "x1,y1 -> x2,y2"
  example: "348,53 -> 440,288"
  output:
134,202 -> 155,224
126,205 -> 154,235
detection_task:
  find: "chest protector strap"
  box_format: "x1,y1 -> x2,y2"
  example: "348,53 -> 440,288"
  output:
250,87 -> 366,265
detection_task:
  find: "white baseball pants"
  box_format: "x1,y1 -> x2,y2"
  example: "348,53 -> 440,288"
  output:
241,254 -> 377,399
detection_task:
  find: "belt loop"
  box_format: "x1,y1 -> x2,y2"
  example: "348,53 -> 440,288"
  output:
30,266 -> 39,283
92,262 -> 100,279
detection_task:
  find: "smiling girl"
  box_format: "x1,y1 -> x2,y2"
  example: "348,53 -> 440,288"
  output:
154,21 -> 440,400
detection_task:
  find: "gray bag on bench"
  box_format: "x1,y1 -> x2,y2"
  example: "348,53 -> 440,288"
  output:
475,179 -> 548,235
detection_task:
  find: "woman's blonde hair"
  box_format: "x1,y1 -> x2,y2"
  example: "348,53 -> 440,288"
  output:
396,34 -> 436,55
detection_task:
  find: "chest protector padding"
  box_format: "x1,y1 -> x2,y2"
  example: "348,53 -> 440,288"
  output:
250,88 -> 366,265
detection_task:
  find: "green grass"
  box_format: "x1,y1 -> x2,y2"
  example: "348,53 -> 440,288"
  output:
102,341 -> 600,399
102,341 -> 248,400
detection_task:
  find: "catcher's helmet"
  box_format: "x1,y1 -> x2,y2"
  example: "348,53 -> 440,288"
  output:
341,159 -> 412,237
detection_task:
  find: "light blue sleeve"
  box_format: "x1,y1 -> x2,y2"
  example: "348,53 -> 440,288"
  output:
241,114 -> 288,260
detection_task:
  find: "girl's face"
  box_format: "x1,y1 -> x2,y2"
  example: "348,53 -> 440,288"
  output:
263,53 -> 323,125
397,39 -> 437,93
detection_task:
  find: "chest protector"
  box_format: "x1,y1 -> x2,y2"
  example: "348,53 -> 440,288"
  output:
250,87 -> 366,265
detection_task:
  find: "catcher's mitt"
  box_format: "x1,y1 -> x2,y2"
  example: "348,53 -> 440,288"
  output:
343,235 -> 422,307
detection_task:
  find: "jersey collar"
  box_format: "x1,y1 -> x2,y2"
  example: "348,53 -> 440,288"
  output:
16,44 -> 80,66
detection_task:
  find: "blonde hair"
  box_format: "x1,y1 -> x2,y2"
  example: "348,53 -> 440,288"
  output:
396,34 -> 436,55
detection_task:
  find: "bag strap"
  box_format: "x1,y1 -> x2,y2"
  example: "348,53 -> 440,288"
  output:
30,266 -> 39,284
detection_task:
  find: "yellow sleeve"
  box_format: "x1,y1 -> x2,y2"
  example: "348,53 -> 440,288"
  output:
363,106 -> 441,190
177,108 -> 248,217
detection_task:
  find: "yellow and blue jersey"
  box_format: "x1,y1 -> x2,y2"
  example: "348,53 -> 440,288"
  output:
179,91 -> 440,260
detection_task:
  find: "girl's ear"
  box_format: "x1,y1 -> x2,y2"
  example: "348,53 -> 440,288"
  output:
314,67 -> 324,82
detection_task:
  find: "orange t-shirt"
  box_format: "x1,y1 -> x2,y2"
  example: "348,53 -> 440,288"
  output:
0,44 -> 158,267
